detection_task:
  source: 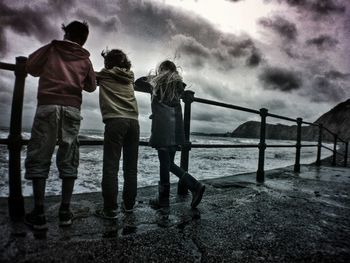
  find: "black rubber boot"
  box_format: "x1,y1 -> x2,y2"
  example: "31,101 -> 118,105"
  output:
149,182 -> 170,209
180,173 -> 205,208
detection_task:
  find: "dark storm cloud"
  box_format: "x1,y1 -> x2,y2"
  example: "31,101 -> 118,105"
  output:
219,37 -> 262,67
304,0 -> 345,16
259,16 -> 298,41
306,35 -> 339,50
269,0 -> 346,17
98,0 -> 263,71
264,99 -> 287,111
246,49 -> 262,67
173,35 -> 210,68
115,0 -> 221,48
47,0 -> 77,13
0,0 -> 119,57
219,36 -> 262,67
310,75 -> 347,102
0,1 -> 60,55
325,70 -> 350,80
75,10 -> 119,32
2,0 -> 263,71
221,38 -> 254,57
114,0 -> 265,71
283,47 -> 300,59
259,67 -> 302,92
173,34 -> 263,70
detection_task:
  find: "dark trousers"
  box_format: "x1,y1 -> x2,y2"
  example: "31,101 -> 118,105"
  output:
157,147 -> 186,185
102,118 -> 139,210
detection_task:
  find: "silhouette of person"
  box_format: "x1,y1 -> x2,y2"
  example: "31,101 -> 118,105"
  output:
136,60 -> 205,210
95,49 -> 139,219
24,21 -> 96,230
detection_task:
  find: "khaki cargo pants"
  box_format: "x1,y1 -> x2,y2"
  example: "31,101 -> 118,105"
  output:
25,105 -> 82,179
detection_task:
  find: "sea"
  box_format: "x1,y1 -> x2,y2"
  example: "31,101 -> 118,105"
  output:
0,128 -> 333,197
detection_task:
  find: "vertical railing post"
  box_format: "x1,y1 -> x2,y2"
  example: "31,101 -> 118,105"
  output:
332,134 -> 338,166
8,56 -> 27,220
257,108 -> 268,183
179,90 -> 195,195
316,124 -> 322,166
344,142 -> 349,167
294,118 -> 302,173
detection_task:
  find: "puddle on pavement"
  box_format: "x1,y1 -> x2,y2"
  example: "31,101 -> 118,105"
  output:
264,180 -> 295,192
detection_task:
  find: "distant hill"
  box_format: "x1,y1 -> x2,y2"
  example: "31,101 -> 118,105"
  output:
231,99 -> 350,142
314,99 -> 350,141
231,121 -> 317,141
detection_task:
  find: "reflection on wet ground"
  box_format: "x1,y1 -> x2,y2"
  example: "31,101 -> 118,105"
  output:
1,164 -> 350,262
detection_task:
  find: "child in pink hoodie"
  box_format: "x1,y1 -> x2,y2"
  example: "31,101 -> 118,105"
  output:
24,21 -> 96,230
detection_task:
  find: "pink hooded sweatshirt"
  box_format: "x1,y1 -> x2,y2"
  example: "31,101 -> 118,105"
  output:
26,40 -> 96,109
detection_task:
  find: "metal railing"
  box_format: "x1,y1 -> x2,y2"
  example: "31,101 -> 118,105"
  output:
0,57 -> 349,219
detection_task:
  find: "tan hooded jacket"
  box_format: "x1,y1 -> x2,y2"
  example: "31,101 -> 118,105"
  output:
97,67 -> 139,122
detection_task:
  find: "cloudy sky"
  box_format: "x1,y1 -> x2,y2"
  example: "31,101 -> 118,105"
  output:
1,0 -> 349,134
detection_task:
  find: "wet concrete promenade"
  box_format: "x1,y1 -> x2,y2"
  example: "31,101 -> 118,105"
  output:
1,163 -> 349,262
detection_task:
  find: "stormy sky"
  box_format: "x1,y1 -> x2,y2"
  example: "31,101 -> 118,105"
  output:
0,0 -> 349,134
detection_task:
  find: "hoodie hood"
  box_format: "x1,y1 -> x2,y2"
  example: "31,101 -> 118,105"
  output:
98,67 -> 138,121
51,40 -> 90,61
98,67 -> 134,84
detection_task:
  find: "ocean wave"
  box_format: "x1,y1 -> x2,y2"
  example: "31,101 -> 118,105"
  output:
78,134 -> 103,140
202,155 -> 236,161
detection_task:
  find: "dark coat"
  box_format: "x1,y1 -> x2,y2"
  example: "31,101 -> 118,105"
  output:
135,77 -> 185,148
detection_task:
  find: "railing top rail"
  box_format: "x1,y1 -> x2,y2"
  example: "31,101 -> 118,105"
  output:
323,126 -> 335,136
0,62 -> 16,71
322,126 -> 345,142
338,137 -> 346,143
302,121 -> 317,126
193,97 -> 260,115
266,113 -> 296,123
322,144 -> 335,153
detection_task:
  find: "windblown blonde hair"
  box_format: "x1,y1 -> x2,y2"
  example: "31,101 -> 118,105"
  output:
149,60 -> 183,103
